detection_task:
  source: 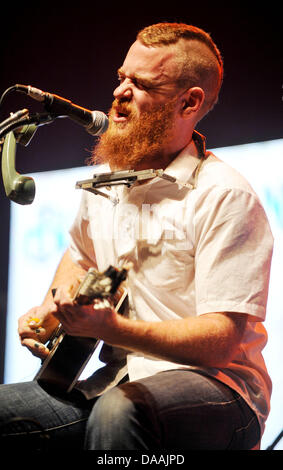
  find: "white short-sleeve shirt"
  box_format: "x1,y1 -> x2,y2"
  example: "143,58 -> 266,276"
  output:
70,137 -> 273,433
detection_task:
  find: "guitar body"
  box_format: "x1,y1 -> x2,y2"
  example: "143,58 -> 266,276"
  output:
35,331 -> 100,397
34,265 -> 129,398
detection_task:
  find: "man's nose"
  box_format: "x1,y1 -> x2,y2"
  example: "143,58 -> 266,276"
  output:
113,79 -> 133,100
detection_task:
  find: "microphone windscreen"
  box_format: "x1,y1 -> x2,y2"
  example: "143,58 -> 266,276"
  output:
87,111 -> 109,136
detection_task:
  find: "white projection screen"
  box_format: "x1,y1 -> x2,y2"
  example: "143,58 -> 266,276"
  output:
4,138 -> 283,449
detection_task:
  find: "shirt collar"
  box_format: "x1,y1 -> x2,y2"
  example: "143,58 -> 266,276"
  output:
138,130 -> 206,190
163,135 -> 202,186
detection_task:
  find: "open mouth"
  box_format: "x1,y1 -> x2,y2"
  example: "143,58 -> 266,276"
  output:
113,113 -> 126,122
117,111 -> 128,118
113,110 -> 129,123
111,102 -> 132,123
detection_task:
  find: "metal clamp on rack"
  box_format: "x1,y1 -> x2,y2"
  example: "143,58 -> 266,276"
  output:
75,168 -> 178,204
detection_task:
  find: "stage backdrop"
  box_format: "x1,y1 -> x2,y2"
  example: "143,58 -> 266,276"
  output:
4,138 -> 283,450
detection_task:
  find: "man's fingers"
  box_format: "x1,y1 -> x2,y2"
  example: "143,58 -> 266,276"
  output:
21,337 -> 49,359
20,325 -> 47,342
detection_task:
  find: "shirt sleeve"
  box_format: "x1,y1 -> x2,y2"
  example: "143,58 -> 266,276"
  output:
194,187 -> 273,321
68,191 -> 97,271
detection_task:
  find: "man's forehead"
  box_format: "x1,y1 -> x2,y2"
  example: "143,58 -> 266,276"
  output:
120,40 -> 179,81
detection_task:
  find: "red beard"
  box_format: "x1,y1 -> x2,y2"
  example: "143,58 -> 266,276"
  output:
91,98 -> 178,170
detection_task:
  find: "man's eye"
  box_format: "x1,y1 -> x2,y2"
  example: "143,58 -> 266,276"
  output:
133,79 -> 149,90
133,80 -> 142,89
117,75 -> 150,91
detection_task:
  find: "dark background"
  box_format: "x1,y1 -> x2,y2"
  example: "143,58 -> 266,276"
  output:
0,2 -> 282,381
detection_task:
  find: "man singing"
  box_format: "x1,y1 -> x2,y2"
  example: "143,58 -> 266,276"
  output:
0,22 -> 273,450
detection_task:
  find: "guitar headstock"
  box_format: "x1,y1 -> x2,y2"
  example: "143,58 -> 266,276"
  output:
74,263 -> 132,305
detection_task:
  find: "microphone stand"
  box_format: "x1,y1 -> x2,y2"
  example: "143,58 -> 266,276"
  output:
266,429 -> 283,450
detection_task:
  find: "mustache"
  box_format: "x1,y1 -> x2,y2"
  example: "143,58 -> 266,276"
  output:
110,99 -> 134,118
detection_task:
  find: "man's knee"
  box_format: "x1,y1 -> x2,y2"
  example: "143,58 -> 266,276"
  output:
89,386 -> 136,429
85,383 -> 158,449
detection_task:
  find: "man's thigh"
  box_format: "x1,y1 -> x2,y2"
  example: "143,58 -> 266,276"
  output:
0,381 -> 91,450
89,369 -> 260,450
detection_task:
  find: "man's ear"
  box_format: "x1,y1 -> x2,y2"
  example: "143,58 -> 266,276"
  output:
181,87 -> 205,117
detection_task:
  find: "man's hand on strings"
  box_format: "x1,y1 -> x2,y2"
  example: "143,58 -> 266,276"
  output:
52,286 -> 119,342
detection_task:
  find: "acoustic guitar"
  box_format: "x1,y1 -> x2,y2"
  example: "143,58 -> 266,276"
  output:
34,265 -> 129,398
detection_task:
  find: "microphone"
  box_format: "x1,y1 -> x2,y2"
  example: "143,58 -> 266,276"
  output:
14,84 -> 109,136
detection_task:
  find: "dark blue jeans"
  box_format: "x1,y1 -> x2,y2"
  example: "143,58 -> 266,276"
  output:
0,370 -> 260,450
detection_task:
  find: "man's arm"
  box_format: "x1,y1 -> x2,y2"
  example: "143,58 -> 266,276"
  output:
53,285 -> 247,369
106,311 -> 247,368
18,248 -> 87,358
